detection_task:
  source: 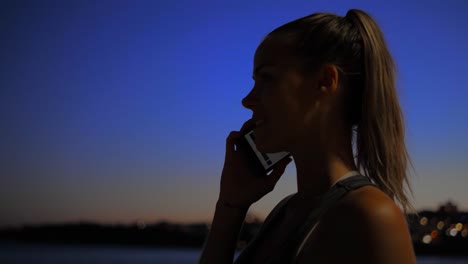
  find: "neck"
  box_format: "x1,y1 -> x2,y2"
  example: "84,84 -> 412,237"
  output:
289,122 -> 358,201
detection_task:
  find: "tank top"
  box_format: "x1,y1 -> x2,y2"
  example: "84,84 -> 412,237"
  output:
233,173 -> 377,264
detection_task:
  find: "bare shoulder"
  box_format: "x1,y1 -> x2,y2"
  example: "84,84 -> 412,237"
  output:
337,185 -> 406,225
297,186 -> 417,264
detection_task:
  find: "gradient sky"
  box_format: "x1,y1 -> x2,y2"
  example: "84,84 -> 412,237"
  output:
1,0 -> 467,227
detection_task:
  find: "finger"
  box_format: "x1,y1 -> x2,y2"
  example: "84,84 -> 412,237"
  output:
239,119 -> 256,134
226,131 -> 241,158
265,157 -> 293,186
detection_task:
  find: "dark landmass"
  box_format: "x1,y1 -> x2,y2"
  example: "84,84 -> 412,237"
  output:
0,221 -> 211,249
1,202 -> 467,256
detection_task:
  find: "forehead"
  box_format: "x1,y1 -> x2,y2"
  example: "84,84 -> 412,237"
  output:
253,37 -> 297,70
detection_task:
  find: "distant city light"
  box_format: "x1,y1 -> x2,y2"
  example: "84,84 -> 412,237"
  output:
422,235 -> 432,244
445,229 -> 452,236
449,228 -> 458,237
420,217 -> 428,226
462,230 -> 468,238
455,223 -> 463,232
437,221 -> 444,230
431,230 -> 438,239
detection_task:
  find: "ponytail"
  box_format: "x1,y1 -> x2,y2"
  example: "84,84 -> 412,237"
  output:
346,9 -> 414,213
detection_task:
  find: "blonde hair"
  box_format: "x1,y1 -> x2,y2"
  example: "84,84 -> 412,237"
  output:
268,9 -> 414,213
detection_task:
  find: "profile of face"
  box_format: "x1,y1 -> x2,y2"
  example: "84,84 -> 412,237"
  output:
242,36 -> 330,154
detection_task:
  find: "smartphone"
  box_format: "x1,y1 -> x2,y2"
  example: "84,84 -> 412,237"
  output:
239,128 -> 291,176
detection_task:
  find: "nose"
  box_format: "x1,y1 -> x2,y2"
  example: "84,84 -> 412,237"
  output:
241,87 -> 259,110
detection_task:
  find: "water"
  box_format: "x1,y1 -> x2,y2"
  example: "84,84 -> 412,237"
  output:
0,243 -> 466,264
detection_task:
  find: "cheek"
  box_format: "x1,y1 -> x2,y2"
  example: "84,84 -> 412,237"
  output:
282,92 -> 302,121
268,98 -> 296,135
263,81 -> 300,128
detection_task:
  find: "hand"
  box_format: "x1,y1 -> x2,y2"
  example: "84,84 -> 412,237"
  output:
218,119 -> 293,209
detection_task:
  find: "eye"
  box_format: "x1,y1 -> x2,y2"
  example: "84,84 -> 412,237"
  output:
260,72 -> 274,81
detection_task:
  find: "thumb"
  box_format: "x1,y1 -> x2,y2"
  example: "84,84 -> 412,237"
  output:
265,157 -> 292,187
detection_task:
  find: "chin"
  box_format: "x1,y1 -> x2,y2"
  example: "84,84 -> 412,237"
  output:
255,141 -> 268,153
256,141 -> 282,154
256,144 -> 268,153
255,132 -> 285,153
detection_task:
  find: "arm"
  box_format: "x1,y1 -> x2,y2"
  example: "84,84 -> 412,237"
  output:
198,201 -> 249,264
198,119 -> 292,263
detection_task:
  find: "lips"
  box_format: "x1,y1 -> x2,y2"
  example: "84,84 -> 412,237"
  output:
252,112 -> 267,132
252,114 -> 266,127
255,119 -> 265,126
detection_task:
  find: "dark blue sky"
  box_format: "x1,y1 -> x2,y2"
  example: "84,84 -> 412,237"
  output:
1,0 -> 467,227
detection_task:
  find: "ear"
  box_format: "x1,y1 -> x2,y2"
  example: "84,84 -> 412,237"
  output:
317,64 -> 339,94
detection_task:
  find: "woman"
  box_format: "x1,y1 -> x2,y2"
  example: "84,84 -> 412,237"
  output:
199,9 -> 416,264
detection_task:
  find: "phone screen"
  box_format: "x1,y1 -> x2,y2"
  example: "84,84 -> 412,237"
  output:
242,129 -> 291,175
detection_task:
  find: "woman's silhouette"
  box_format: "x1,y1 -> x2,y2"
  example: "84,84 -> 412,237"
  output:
199,9 -> 416,264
